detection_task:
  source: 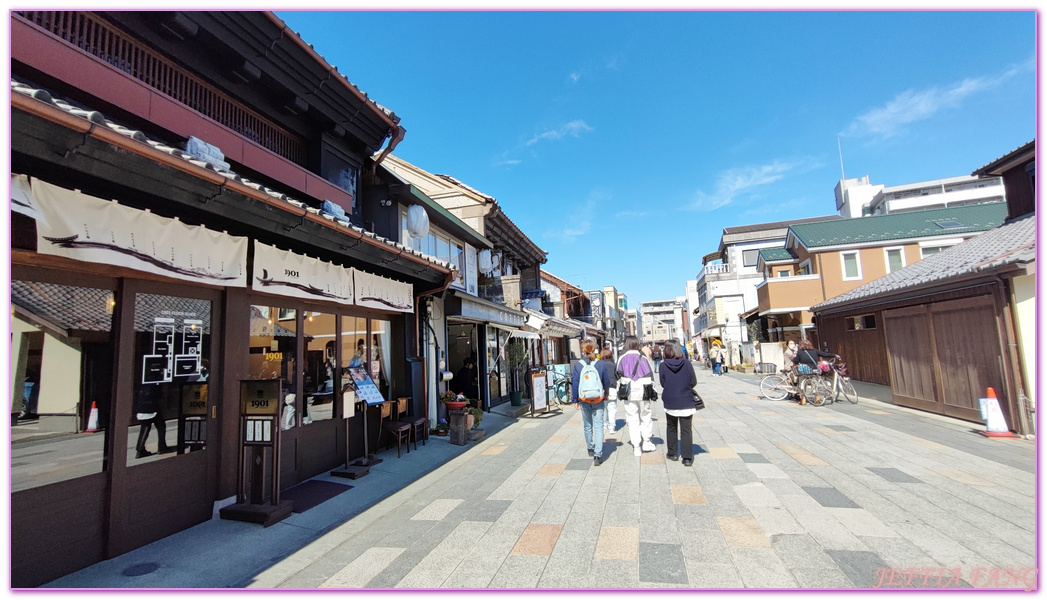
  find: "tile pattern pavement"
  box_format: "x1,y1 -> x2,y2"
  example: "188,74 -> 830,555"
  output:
47,363 -> 1036,590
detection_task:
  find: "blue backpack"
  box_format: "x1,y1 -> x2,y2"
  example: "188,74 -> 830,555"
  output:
577,359 -> 604,402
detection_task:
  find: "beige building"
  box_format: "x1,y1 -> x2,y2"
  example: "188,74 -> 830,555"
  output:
754,202 -> 1009,346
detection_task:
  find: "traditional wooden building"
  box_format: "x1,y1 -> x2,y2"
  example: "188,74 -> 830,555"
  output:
10,11 -> 457,586
812,142 -> 1034,430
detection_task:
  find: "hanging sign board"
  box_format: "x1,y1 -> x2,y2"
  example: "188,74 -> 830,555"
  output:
353,269 -> 414,313
252,241 -> 354,305
32,178 -> 247,286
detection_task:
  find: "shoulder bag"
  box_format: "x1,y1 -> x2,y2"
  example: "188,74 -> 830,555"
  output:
691,388 -> 706,410
642,357 -> 658,402
617,355 -> 642,401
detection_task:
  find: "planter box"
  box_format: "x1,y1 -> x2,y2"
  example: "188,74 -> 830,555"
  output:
736,366 -> 755,374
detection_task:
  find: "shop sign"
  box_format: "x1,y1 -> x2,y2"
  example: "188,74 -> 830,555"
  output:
31,178 -> 247,286
461,298 -> 525,327
354,269 -> 414,313
252,241 -> 354,305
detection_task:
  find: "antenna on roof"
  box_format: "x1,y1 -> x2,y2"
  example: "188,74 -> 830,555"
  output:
838,137 -> 846,180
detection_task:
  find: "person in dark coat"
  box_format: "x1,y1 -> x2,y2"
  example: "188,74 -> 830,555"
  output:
134,384 -> 173,459
659,340 -> 698,466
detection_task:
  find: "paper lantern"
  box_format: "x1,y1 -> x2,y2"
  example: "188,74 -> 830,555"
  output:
478,249 -> 493,274
406,204 -> 430,239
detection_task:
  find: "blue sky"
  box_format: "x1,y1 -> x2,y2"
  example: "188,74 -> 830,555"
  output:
278,10 -> 1035,306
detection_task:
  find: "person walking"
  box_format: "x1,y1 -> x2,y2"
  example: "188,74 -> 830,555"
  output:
659,340 -> 698,466
711,342 -> 722,375
571,338 -> 613,466
717,344 -> 728,376
616,335 -> 657,456
599,347 -> 619,433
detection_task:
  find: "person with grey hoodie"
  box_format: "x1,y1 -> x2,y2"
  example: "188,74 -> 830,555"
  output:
659,340 -> 698,466
616,335 -> 657,456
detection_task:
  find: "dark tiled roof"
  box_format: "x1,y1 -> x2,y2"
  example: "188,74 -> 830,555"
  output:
722,214 -> 843,235
11,79 -> 454,273
12,280 -> 114,333
972,140 -> 1035,176
758,247 -> 797,262
790,203 -> 1008,249
814,213 -> 1035,311
12,281 -> 214,334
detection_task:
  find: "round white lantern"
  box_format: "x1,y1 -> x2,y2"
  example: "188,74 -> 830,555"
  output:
406,204 -> 430,239
478,249 -> 493,274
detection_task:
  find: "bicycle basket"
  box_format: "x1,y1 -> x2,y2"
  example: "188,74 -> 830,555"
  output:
834,361 -> 849,377
758,362 -> 777,375
796,364 -> 815,376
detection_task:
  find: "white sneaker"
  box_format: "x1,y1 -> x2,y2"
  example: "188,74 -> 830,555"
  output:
642,440 -> 655,452
633,446 -> 643,457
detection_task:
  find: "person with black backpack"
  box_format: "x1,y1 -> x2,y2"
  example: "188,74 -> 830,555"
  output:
571,338 -> 613,466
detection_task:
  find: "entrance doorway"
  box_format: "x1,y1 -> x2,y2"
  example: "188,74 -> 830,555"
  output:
447,323 -> 480,405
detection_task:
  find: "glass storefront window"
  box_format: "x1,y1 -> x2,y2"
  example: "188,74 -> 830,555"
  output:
249,305 -> 298,430
303,312 -> 336,423
11,281 -> 113,490
128,293 -> 212,466
341,316 -> 367,398
372,319 -> 392,401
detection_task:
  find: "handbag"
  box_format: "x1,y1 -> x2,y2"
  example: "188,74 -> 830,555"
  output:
691,389 -> 706,410
643,383 -> 658,402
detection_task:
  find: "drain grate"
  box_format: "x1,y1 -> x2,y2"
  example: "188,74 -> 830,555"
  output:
122,562 -> 160,577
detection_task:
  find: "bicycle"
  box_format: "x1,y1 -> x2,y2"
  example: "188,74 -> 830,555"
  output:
759,367 -> 816,402
800,358 -> 857,406
549,373 -> 571,408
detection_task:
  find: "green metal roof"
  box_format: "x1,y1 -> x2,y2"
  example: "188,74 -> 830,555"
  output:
789,203 -> 1008,249
758,247 -> 797,262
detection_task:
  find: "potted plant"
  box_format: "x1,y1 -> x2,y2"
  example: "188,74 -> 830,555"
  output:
432,418 -> 449,436
504,340 -> 530,406
441,390 -> 467,411
466,406 -> 483,429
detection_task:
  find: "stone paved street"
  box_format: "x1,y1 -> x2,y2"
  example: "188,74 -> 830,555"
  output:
48,363 -> 1036,590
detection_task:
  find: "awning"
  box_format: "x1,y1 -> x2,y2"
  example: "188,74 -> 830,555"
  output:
445,290 -> 526,328
510,330 -> 540,340
522,308 -> 582,338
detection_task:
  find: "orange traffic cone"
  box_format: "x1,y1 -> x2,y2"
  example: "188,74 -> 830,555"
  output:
978,387 -> 1017,438
85,401 -> 100,433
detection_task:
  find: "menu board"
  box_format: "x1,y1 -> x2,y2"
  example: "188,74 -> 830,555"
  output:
349,368 -> 385,405
531,372 -> 548,413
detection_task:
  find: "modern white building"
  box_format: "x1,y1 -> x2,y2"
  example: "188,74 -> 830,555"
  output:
640,299 -> 683,343
694,215 -> 842,364
836,174 -> 1004,218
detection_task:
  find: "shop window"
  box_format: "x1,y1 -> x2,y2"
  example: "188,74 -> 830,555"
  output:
342,316 -> 367,399
249,305 -> 299,430
128,293 -> 212,465
371,319 -> 393,401
11,280 -> 114,491
303,312 -> 337,423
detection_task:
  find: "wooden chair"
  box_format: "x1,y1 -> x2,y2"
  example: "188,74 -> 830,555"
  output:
396,396 -> 427,450
380,400 -> 411,458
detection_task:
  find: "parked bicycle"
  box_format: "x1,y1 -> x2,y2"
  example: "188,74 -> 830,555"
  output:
760,366 -> 811,401
549,373 -> 571,408
800,358 -> 857,406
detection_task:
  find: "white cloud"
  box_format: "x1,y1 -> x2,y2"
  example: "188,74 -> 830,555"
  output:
526,120 -> 594,146
569,72 -> 581,82
493,159 -> 522,167
615,210 -> 649,218
842,62 -> 1030,139
546,194 -> 604,242
686,160 -> 800,212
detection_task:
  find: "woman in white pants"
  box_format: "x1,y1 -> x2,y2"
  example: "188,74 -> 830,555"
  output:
615,335 -> 656,456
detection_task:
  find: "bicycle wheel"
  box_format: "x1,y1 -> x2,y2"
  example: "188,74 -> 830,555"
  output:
838,376 -> 858,404
802,377 -> 831,406
554,381 -> 569,405
760,374 -> 789,401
